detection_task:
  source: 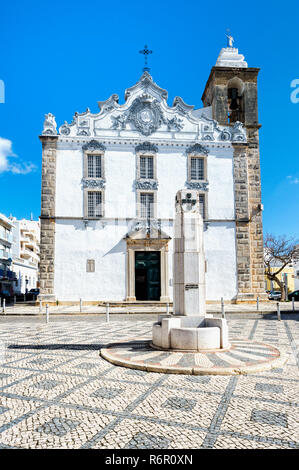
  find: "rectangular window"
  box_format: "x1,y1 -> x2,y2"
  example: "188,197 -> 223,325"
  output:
199,193 -> 206,219
140,156 -> 154,179
88,191 -> 102,217
191,157 -> 204,180
87,154 -> 102,178
140,192 -> 154,219
86,259 -> 95,272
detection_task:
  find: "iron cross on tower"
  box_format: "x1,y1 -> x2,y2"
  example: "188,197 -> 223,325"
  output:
139,45 -> 153,73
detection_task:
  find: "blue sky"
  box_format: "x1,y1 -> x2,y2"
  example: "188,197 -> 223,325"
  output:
0,0 -> 298,237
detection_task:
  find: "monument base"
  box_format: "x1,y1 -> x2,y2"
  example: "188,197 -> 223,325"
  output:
152,315 -> 229,352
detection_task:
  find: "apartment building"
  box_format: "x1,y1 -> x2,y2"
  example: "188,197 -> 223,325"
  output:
0,213 -> 16,299
10,218 -> 40,294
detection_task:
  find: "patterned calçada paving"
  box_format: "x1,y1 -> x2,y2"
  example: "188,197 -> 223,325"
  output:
0,316 -> 298,449
100,338 -> 287,375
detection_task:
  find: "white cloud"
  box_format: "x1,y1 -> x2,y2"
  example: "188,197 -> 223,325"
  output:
287,175 -> 299,185
0,137 -> 37,175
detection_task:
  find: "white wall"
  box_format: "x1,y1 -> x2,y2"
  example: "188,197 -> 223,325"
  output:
12,262 -> 38,294
54,219 -> 237,301
204,222 -> 237,300
54,219 -> 127,300
55,144 -> 235,220
54,130 -> 237,301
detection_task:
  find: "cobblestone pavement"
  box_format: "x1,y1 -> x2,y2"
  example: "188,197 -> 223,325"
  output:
0,314 -> 298,449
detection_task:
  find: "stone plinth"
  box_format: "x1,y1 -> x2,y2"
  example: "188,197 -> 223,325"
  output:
152,189 -> 230,352
173,189 -> 206,317
215,47 -> 248,68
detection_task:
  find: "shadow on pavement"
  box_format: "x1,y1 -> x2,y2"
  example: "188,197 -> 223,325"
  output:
7,343 -> 105,351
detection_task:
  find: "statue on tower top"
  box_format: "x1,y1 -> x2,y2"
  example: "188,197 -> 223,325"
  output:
226,29 -> 234,48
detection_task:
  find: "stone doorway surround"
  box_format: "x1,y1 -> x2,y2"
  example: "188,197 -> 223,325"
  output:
125,222 -> 171,302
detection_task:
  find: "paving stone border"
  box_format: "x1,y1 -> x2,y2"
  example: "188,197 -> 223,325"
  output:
100,339 -> 288,376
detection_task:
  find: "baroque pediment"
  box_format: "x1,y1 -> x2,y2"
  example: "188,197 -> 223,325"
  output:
54,72 -> 247,143
125,220 -> 171,241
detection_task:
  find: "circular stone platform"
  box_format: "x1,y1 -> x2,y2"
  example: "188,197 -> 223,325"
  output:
100,339 -> 288,375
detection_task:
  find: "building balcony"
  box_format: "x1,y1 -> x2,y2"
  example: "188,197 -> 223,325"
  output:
0,249 -> 10,260
0,234 -> 13,245
20,249 -> 39,263
21,230 -> 38,242
20,234 -> 31,243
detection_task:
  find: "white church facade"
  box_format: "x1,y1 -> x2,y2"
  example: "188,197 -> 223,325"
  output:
38,45 -> 266,305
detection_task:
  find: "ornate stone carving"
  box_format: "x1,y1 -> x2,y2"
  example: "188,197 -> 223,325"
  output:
98,94 -> 119,114
166,116 -> 184,132
112,95 -> 166,136
186,143 -> 209,156
125,71 -> 168,101
60,124 -> 71,136
231,121 -> 246,142
129,218 -> 164,235
82,140 -> 106,152
42,113 -> 57,135
185,181 -> 209,191
54,73 -> 248,144
135,180 -> 159,190
172,96 -> 194,116
77,129 -> 90,136
135,141 -> 158,154
128,96 -> 165,135
220,130 -> 231,141
81,178 -> 106,189
111,114 -> 127,130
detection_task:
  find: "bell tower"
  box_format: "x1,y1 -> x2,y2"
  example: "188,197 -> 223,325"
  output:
201,40 -> 266,302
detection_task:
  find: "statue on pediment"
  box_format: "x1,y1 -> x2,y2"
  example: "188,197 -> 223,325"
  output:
42,113 -> 57,135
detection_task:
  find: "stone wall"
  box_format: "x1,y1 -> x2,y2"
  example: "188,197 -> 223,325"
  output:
233,132 -> 266,300
39,136 -> 57,301
246,127 -> 265,297
232,143 -> 251,296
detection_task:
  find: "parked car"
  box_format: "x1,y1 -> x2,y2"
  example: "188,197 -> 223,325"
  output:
288,290 -> 299,301
268,291 -> 281,300
28,288 -> 40,295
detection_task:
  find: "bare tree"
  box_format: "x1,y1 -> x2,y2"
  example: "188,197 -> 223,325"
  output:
264,234 -> 299,301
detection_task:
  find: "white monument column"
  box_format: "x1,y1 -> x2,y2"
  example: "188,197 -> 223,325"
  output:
173,190 -> 206,316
